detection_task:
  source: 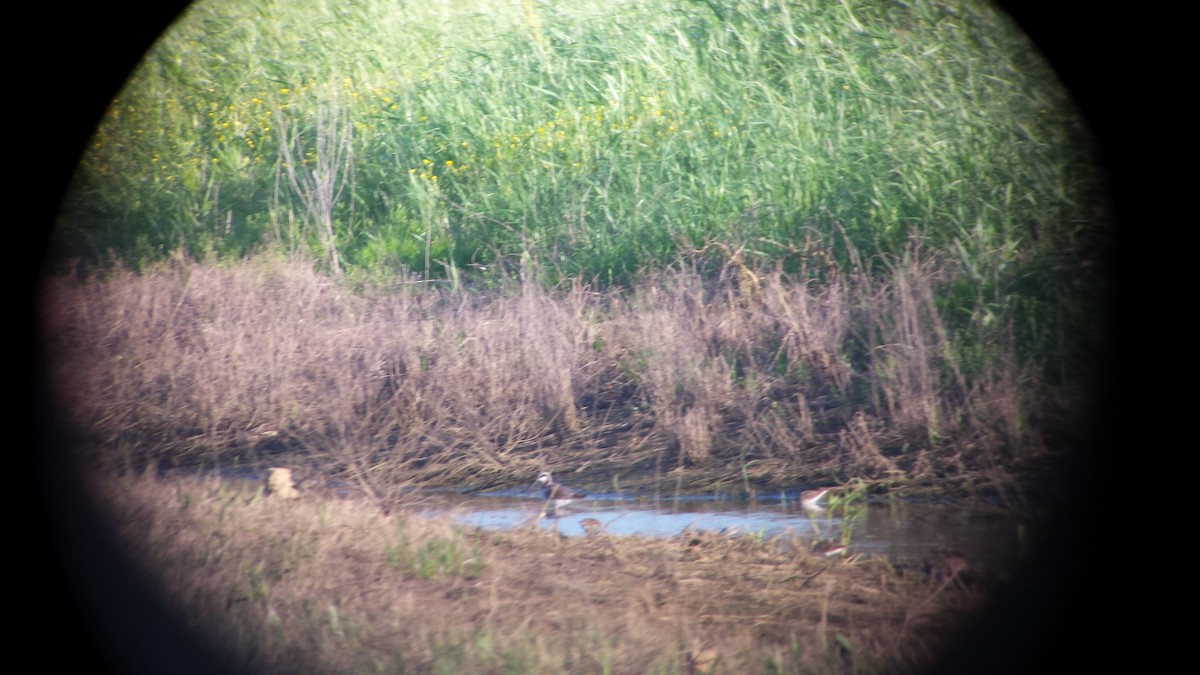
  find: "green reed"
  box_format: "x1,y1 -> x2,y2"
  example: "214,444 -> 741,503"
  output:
57,0 -> 1099,285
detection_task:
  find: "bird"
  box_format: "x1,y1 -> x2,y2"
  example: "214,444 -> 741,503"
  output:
535,471 -> 588,516
799,486 -> 838,512
580,517 -> 604,536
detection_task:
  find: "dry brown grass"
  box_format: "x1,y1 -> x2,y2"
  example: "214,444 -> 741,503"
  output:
95,472 -> 983,674
38,250 -> 1052,501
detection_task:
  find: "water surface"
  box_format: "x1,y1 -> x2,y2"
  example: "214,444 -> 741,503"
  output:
432,488 -> 1028,578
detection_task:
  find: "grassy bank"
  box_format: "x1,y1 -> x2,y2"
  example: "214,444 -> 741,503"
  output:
39,2 -> 1109,671
41,251 -> 1067,503
47,0 -> 1109,498
54,0 -> 1102,297
45,0 -> 1108,494
93,471 -> 982,674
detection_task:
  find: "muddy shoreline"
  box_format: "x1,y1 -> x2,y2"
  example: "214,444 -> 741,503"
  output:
85,472 -> 996,674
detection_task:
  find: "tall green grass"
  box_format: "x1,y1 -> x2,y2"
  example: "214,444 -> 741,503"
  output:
53,0 -> 1107,428
57,0 -> 1098,280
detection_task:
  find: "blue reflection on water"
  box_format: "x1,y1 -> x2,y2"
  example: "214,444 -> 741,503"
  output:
459,502 -> 846,540
179,466 -> 1025,574
439,491 -> 1025,574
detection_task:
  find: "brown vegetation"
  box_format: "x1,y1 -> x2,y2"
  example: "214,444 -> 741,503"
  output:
97,472 -> 983,674
39,249 -> 1051,503
35,249 -> 1068,672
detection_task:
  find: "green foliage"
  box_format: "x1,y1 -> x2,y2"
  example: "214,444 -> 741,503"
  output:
54,0 -> 1105,400
829,479 -> 869,522
57,0 -> 1098,279
387,518 -> 484,579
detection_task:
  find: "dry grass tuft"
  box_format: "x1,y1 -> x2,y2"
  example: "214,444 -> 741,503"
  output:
266,467 -> 301,499
39,250 -> 1057,499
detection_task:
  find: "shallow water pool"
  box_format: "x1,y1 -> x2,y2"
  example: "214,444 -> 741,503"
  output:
430,488 -> 1028,578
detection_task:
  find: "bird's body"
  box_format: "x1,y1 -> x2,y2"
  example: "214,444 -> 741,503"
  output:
580,517 -> 604,536
799,486 -> 837,512
536,471 -> 587,516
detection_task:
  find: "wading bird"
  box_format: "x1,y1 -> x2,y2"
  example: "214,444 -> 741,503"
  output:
799,486 -> 838,513
536,471 -> 587,517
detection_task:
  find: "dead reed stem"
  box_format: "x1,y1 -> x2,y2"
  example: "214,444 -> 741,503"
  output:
39,252 -> 1054,496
